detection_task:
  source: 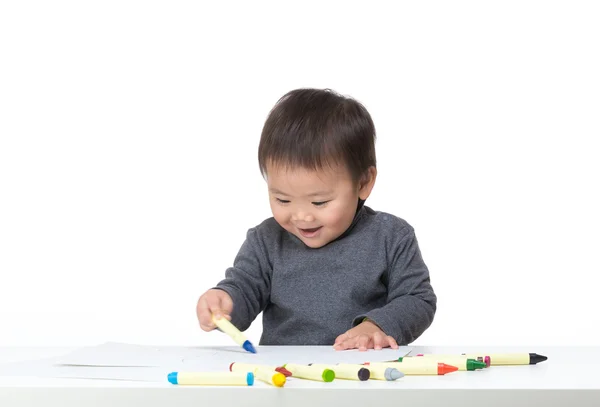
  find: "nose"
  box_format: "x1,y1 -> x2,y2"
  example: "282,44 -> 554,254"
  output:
292,209 -> 315,223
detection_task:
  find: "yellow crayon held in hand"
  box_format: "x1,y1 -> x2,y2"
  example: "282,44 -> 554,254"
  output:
212,314 -> 257,353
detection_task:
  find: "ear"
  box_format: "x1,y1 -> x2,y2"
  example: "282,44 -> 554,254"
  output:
358,167 -> 377,200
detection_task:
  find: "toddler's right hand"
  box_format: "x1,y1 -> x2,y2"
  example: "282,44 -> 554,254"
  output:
196,289 -> 234,332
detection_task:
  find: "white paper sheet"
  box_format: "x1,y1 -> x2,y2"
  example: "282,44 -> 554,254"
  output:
0,342 -> 411,382
55,342 -> 410,368
178,345 -> 411,368
0,357 -> 168,382
55,342 -> 177,367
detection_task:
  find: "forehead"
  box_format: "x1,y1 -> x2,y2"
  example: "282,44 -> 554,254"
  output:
266,163 -> 352,192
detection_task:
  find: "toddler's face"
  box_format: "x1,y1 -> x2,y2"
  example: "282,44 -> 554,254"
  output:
266,163 -> 375,248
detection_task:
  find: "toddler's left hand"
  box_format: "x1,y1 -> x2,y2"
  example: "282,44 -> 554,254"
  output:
333,320 -> 399,351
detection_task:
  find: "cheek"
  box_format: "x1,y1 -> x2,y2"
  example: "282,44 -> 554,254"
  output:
270,204 -> 289,225
321,206 -> 352,228
329,200 -> 357,227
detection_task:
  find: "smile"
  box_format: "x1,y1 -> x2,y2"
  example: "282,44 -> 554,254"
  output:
298,226 -> 322,238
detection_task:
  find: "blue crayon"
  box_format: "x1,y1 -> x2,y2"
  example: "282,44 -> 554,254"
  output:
212,315 -> 257,353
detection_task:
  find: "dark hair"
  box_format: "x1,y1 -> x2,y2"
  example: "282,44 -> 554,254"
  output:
258,88 -> 376,184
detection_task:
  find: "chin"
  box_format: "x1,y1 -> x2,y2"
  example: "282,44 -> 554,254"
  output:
303,241 -> 325,249
300,237 -> 331,249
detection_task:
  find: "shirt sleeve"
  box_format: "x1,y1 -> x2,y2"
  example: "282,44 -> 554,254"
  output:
353,227 -> 437,344
214,228 -> 272,332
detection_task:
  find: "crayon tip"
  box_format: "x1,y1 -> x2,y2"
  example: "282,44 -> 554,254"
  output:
275,367 -> 292,377
357,367 -> 370,381
243,340 -> 257,353
530,353 -> 548,364
322,369 -> 335,382
385,368 -> 403,380
466,359 -> 487,370
438,363 -> 458,375
272,372 -> 286,387
475,356 -> 492,367
392,369 -> 404,380
167,372 -> 178,384
246,372 -> 254,386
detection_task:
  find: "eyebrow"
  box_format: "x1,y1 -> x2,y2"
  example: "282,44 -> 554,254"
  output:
269,188 -> 332,197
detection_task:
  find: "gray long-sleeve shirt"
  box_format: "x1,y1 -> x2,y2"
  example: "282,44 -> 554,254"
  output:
215,204 -> 436,345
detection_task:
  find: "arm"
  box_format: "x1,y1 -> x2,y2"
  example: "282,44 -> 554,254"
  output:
214,228 -> 272,331
353,227 -> 437,345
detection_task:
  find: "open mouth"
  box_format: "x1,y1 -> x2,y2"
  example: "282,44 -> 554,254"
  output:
298,226 -> 322,237
301,227 -> 321,233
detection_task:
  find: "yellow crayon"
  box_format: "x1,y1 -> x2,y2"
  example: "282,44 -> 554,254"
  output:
212,315 -> 257,353
254,367 -> 286,387
168,371 -> 254,386
284,363 -> 335,382
417,353 -> 491,367
230,363 -> 286,387
309,363 -> 370,381
463,353 -> 547,365
368,361 -> 457,376
399,356 -> 485,371
364,364 -> 404,381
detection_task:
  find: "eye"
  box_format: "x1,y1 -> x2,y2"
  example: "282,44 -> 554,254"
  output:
276,198 -> 290,204
312,201 -> 330,206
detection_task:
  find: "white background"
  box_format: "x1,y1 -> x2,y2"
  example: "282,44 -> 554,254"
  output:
1,1 -> 599,347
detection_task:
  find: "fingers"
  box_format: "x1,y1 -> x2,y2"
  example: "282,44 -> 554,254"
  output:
333,331 -> 352,350
356,334 -> 371,351
196,290 -> 233,332
372,331 -> 385,350
196,296 -> 215,332
333,333 -> 346,347
333,333 -> 372,351
333,338 -> 354,351
333,331 -> 399,351
372,333 -> 398,350
387,335 -> 399,349
212,291 -> 233,319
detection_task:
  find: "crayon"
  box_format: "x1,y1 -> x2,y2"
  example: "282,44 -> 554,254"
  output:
168,371 -> 254,386
230,362 -> 292,377
401,356 -> 486,371
212,315 -> 256,353
254,367 -> 287,387
362,364 -> 404,381
368,361 -> 457,376
416,354 -> 491,367
475,356 -> 491,367
309,363 -> 370,381
284,363 -> 335,382
464,353 -> 547,365
230,363 -> 287,387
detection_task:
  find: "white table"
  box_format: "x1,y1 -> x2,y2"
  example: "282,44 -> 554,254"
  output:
1,346 -> 598,407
